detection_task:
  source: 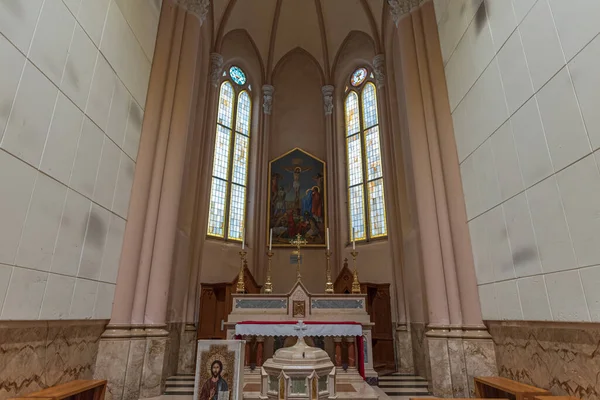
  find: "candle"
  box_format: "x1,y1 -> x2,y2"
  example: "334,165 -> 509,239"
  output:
242,227 -> 245,250
352,229 -> 356,250
269,229 -> 273,251
326,228 -> 330,251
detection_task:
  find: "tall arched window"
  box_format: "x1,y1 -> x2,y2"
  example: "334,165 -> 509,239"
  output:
344,67 -> 387,242
207,66 -> 252,241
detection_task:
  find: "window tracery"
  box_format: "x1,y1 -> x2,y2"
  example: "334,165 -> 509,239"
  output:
344,67 -> 387,242
207,66 -> 252,241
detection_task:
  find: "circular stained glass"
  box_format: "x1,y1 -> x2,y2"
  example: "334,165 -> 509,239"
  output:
351,67 -> 368,87
229,66 -> 247,85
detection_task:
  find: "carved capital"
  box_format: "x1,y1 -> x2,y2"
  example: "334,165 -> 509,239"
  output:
387,0 -> 420,26
321,85 -> 334,116
373,54 -> 385,89
209,53 -> 224,87
171,0 -> 210,25
262,84 -> 275,115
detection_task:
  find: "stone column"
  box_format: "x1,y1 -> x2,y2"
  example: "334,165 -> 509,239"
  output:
139,11 -> 202,398
256,84 -> 274,280
245,339 -> 251,367
256,336 -> 265,367
334,337 -> 342,367
421,2 -> 497,396
346,337 -> 356,368
411,3 -> 462,333
420,0 -> 486,333
394,3 -> 450,331
94,5 -> 180,400
322,84 -> 340,272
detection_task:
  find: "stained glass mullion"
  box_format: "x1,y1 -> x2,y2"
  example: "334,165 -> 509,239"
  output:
221,85 -> 242,240
367,178 -> 387,237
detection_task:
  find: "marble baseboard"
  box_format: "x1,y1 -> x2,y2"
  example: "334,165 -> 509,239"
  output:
395,327 -> 415,374
410,322 -> 428,378
165,323 -> 182,378
427,337 -> 453,397
0,320 -> 106,400
140,336 -> 169,398
177,327 -> 197,374
489,320 -> 600,400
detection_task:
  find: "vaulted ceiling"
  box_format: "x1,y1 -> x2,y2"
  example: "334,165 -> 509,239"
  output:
211,0 -> 387,79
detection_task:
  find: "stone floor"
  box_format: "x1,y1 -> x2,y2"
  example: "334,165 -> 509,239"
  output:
158,373 -> 433,400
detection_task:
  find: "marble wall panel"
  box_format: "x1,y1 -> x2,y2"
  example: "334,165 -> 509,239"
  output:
177,327 -> 197,375
489,321 -> 600,400
410,323 -> 428,378
0,320 -> 106,400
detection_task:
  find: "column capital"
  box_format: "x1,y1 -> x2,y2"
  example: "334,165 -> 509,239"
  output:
373,54 -> 385,88
387,0 -> 421,27
210,53 -> 224,87
322,85 -> 334,116
171,0 -> 210,25
262,84 -> 275,115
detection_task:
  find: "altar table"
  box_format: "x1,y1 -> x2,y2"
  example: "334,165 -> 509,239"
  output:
224,280 -> 378,384
235,320 -> 365,378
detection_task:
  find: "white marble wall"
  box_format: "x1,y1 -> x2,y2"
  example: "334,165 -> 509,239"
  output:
0,0 -> 160,320
434,0 -> 600,322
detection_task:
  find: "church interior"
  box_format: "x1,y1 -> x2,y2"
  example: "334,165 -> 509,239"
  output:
1,0 -> 600,399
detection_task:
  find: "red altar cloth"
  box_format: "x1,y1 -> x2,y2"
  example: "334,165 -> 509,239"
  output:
234,320 -> 365,379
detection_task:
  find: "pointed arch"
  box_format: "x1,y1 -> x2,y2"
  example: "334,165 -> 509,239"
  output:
272,47 -> 326,86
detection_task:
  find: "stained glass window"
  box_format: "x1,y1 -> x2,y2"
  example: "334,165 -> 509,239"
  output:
344,69 -> 387,241
230,66 -> 246,85
207,67 -> 252,241
351,67 -> 367,87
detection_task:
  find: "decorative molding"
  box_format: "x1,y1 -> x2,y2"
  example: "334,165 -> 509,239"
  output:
235,299 -> 287,309
209,53 -> 224,87
262,84 -> 275,115
387,0 -> 421,26
171,0 -> 210,25
373,55 -> 385,88
321,85 -> 334,116
311,299 -> 364,309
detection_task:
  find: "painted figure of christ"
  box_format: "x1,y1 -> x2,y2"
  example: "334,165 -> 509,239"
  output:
199,360 -> 229,400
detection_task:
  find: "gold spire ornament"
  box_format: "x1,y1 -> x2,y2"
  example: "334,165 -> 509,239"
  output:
236,249 -> 247,293
290,234 -> 307,280
264,250 -> 274,294
325,250 -> 334,294
350,250 -> 361,294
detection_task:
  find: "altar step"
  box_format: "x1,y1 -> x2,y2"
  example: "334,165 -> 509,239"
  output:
378,373 -> 431,399
164,375 -> 195,396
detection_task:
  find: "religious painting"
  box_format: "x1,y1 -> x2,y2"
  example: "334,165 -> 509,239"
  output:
194,340 -> 244,400
268,148 -> 327,247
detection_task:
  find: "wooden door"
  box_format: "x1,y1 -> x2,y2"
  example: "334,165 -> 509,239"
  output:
368,284 -> 394,372
198,266 -> 262,340
334,267 -> 396,372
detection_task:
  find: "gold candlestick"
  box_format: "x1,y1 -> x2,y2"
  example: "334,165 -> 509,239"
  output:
264,250 -> 274,294
290,234 -> 308,280
350,250 -> 361,294
236,250 -> 247,293
325,250 -> 334,294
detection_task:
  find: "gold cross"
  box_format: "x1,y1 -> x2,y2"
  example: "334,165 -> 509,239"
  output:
290,234 -> 307,279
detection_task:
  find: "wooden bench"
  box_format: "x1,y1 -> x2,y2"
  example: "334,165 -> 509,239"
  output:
474,377 -> 551,400
535,396 -> 578,400
10,380 -> 107,400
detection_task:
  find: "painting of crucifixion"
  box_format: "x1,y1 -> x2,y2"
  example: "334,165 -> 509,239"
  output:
267,148 -> 327,247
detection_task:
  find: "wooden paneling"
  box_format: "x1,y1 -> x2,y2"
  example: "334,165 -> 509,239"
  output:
334,265 -> 395,372
198,266 -> 261,340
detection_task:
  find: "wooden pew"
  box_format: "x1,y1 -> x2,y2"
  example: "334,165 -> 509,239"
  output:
474,377 -> 551,400
536,396 -> 579,400
10,380 -> 107,400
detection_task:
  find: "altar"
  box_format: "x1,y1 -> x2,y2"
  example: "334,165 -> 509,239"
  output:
224,280 -> 380,399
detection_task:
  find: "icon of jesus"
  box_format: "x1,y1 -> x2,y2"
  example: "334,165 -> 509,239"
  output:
199,360 -> 229,400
